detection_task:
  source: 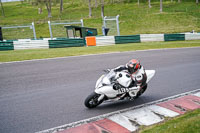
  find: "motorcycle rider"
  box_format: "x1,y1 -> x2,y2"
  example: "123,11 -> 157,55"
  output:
112,59 -> 147,98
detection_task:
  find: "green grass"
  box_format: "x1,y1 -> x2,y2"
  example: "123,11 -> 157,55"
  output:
140,109 -> 200,133
0,0 -> 200,39
0,40 -> 200,62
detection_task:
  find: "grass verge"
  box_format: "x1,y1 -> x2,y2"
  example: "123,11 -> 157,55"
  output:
139,109 -> 200,133
1,1 -> 200,39
0,40 -> 200,62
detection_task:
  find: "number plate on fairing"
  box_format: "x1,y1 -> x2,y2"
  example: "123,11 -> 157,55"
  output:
118,88 -> 130,94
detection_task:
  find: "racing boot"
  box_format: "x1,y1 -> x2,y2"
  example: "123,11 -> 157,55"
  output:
128,86 -> 140,100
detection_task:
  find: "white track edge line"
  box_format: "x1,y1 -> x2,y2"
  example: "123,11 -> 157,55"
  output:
1,47 -> 200,65
36,88 -> 200,133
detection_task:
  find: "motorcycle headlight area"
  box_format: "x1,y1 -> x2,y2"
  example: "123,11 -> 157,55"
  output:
102,77 -> 111,85
95,75 -> 104,88
95,75 -> 111,89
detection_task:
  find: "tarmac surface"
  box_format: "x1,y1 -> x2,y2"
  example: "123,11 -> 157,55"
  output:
0,47 -> 200,133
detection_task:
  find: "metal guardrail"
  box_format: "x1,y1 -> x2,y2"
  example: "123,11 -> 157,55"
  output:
48,19 -> 84,39
103,15 -> 120,36
1,22 -> 37,40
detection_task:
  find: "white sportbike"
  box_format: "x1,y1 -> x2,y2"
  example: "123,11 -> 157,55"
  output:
84,69 -> 155,108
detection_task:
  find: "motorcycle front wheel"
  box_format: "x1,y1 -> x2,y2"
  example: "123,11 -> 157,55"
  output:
84,92 -> 104,108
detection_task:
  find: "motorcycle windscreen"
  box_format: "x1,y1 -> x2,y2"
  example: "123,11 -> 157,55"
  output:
145,70 -> 156,83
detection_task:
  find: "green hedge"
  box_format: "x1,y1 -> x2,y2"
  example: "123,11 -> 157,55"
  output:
0,41 -> 14,51
49,38 -> 86,48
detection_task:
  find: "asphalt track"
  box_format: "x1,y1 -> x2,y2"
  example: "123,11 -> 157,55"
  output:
0,47 -> 200,133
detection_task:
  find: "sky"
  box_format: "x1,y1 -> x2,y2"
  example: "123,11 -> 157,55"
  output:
2,0 -> 23,2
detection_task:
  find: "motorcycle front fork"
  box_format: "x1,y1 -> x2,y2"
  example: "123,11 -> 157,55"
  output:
97,94 -> 105,102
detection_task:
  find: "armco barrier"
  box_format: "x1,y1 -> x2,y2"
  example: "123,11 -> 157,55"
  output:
13,40 -> 49,50
185,33 -> 200,40
164,34 -> 185,41
115,35 -> 140,44
140,34 -> 164,42
1,33 -> 200,51
49,38 -> 86,48
95,36 -> 115,46
0,40 -> 14,51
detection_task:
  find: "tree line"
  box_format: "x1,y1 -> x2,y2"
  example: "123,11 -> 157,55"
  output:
0,0 -> 199,17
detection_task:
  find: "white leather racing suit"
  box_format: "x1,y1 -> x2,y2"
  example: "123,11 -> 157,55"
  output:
113,65 -> 147,97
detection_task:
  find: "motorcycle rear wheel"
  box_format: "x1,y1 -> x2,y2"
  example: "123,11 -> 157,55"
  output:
84,92 -> 104,108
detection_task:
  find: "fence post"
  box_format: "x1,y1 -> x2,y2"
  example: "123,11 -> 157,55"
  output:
116,15 -> 120,36
48,21 -> 53,39
80,19 -> 84,27
103,16 -> 107,27
32,22 -> 37,40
